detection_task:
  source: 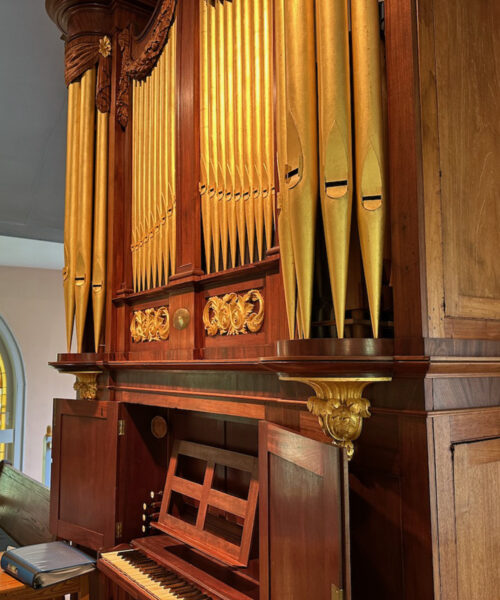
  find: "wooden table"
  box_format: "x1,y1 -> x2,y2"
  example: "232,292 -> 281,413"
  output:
0,564 -> 89,599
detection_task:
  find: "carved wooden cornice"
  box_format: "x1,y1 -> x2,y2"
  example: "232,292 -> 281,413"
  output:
117,0 -> 177,128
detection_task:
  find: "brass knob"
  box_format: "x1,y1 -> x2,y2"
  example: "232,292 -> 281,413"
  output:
173,308 -> 191,330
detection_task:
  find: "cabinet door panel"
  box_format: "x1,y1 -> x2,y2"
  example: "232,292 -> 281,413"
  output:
259,421 -> 346,600
50,399 -> 119,550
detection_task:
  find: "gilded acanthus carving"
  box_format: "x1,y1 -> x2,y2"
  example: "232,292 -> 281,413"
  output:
203,290 -> 264,336
280,377 -> 391,459
130,307 -> 170,343
117,0 -> 177,128
64,34 -> 112,113
72,371 -> 100,400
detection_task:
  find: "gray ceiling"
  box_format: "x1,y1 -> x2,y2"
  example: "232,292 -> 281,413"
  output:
0,0 -> 66,242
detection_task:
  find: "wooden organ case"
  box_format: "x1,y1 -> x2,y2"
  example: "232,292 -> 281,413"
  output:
45,0 -> 500,599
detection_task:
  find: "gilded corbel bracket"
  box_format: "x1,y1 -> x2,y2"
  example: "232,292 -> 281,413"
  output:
280,376 -> 391,459
71,371 -> 100,400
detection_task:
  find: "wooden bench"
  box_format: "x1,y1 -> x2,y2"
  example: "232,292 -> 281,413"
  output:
0,462 -> 90,599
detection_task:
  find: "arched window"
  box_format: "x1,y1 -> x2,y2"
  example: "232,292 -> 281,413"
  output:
0,316 -> 25,469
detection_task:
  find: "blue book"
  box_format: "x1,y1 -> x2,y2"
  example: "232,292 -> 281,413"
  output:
1,541 -> 95,588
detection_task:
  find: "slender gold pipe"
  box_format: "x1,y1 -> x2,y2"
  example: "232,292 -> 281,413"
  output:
283,0 -> 318,339
208,3 -> 220,272
233,0 -> 246,265
63,80 -> 80,351
216,0 -> 228,270
168,23 -> 176,277
75,67 -> 96,352
242,0 -> 256,263
139,81 -> 146,291
132,81 -> 137,292
162,50 -> 170,283
316,0 -> 352,339
92,109 -> 108,352
146,71 -> 153,290
253,0 -> 264,261
157,52 -> 165,285
351,0 -> 385,338
224,0 -> 237,268
262,0 -> 275,251
200,0 -> 212,272
274,0 -> 296,338
151,63 -> 159,289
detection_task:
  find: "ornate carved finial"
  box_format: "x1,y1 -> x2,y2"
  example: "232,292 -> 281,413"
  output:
99,36 -> 112,57
71,371 -> 100,400
280,376 -> 391,459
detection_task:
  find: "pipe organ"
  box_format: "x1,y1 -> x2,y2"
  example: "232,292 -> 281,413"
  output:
46,0 -> 500,598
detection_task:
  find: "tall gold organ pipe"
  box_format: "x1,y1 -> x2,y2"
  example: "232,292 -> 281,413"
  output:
162,49 -> 171,284
146,70 -> 153,290
157,53 -> 165,285
216,0 -> 228,270
224,0 -> 237,268
283,0 -> 318,339
351,0 -> 386,338
207,3 -> 220,271
242,0 -> 256,264
132,80 -> 138,291
63,81 -> 80,351
139,81 -> 146,291
252,0 -> 264,261
168,22 -> 176,278
151,64 -> 159,289
233,0 -> 246,265
316,0 -> 352,339
92,110 -> 108,352
74,67 -> 96,353
262,0 -> 274,251
274,0 -> 296,338
200,0 -> 211,272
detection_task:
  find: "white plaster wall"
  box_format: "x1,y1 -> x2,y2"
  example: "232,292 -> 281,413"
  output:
0,265 -> 74,481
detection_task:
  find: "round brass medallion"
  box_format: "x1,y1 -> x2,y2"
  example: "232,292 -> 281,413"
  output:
151,416 -> 168,439
173,308 -> 191,330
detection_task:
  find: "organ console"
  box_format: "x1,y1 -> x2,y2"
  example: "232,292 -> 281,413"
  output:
44,0 -> 500,598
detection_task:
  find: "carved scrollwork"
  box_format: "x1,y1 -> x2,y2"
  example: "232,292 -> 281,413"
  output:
280,377 -> 391,459
203,290 -> 264,336
117,0 -> 177,128
130,306 -> 170,343
72,371 -> 100,400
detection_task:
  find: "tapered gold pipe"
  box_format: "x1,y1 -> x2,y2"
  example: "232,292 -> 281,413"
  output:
242,0 -> 256,263
351,0 -> 385,338
162,49 -> 170,283
215,0 -> 228,270
146,71 -> 153,290
75,67 -> 96,352
63,80 -> 80,351
200,0 -> 212,272
132,81 -> 138,292
233,0 -> 246,265
139,81 -> 146,291
274,0 -> 296,338
252,0 -> 264,261
316,0 -> 352,339
168,23 -> 176,277
157,53 -> 165,285
224,0 -> 237,268
262,0 -> 275,251
207,3 -> 220,272
92,109 -> 108,352
283,0 -> 318,339
151,63 -> 158,289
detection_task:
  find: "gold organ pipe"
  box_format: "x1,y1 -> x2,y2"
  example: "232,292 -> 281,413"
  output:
208,3 -> 220,272
146,70 -> 153,290
92,109 -> 108,352
242,0 -> 256,263
274,0 -> 296,338
252,0 -> 264,261
157,52 -> 165,285
283,0 -> 318,338
151,63 -> 159,289
262,0 -> 274,251
63,80 -> 80,351
316,0 -> 352,339
233,0 -> 246,265
216,0 -> 228,270
132,81 -> 138,291
75,67 -> 96,353
168,22 -> 176,278
351,0 -> 386,338
139,80 -> 146,291
224,0 -> 237,268
200,0 -> 211,272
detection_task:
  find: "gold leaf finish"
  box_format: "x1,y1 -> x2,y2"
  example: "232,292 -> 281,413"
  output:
72,371 -> 100,400
99,36 -> 112,58
203,290 -> 264,336
130,307 -> 170,343
281,376 -> 391,459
